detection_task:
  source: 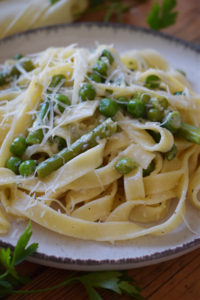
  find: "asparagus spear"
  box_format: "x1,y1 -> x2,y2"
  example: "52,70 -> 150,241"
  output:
36,118 -> 117,178
162,111 -> 200,145
26,101 -> 49,145
178,123 -> 200,144
165,144 -> 178,161
162,111 -> 182,133
26,75 -> 66,145
47,74 -> 66,93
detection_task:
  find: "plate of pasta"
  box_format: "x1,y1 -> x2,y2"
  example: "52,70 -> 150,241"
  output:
0,23 -> 200,270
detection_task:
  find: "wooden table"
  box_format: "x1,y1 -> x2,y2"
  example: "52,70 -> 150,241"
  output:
6,0 -> 200,299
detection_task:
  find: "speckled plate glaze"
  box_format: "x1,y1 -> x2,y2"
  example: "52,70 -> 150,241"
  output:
0,23 -> 200,270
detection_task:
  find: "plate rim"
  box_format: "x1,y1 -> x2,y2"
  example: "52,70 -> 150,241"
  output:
0,237 -> 200,266
0,22 -> 200,267
0,21 -> 199,53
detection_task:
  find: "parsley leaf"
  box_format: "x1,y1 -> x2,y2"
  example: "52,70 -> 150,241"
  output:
11,221 -> 38,266
80,271 -> 122,295
91,0 -> 105,6
79,271 -> 144,299
0,223 -> 143,299
49,0 -> 60,5
88,0 -> 131,22
0,221 -> 38,298
119,280 -> 144,299
104,1 -> 131,22
147,0 -> 178,30
0,248 -> 11,270
84,285 -> 103,300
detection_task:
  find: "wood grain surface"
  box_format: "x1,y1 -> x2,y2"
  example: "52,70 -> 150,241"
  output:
4,0 -> 200,299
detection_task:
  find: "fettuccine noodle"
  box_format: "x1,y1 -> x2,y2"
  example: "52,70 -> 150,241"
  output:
0,44 -> 199,242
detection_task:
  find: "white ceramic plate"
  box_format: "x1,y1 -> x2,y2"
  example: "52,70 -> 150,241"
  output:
0,23 -> 200,270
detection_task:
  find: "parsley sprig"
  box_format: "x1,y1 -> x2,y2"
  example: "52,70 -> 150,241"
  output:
0,221 -> 38,298
0,222 -> 144,299
147,0 -> 178,30
49,0 -> 60,4
50,0 -> 178,30
90,0 -> 134,22
86,0 -> 178,30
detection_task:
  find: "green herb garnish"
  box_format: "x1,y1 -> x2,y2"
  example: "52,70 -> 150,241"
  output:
0,222 -> 143,299
90,0 -> 131,22
0,221 -> 38,298
147,0 -> 178,30
49,0 -> 60,4
176,69 -> 186,77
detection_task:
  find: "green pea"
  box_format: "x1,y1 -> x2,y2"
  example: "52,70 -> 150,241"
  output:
145,75 -> 161,89
143,160 -> 155,177
101,49 -> 114,64
162,111 -> 182,133
26,129 -> 44,145
19,160 -> 37,177
0,71 -> 9,86
79,83 -> 96,101
150,97 -> 168,110
159,97 -> 168,109
140,93 -> 151,104
10,58 -> 35,79
13,54 -> 23,60
93,59 -> 108,76
5,156 -> 22,174
98,98 -> 118,117
10,136 -> 27,156
115,157 -> 137,175
127,97 -> 146,118
89,72 -> 104,83
55,94 -> 70,113
165,144 -> 178,161
10,66 -> 21,77
146,108 -> 163,122
20,59 -> 35,72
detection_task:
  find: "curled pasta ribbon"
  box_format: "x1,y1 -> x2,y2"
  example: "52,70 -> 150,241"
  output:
119,118 -> 174,153
138,69 -> 189,94
70,182 -> 117,222
106,190 -> 175,222
121,49 -> 170,71
68,143 -> 154,191
66,185 -> 108,213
